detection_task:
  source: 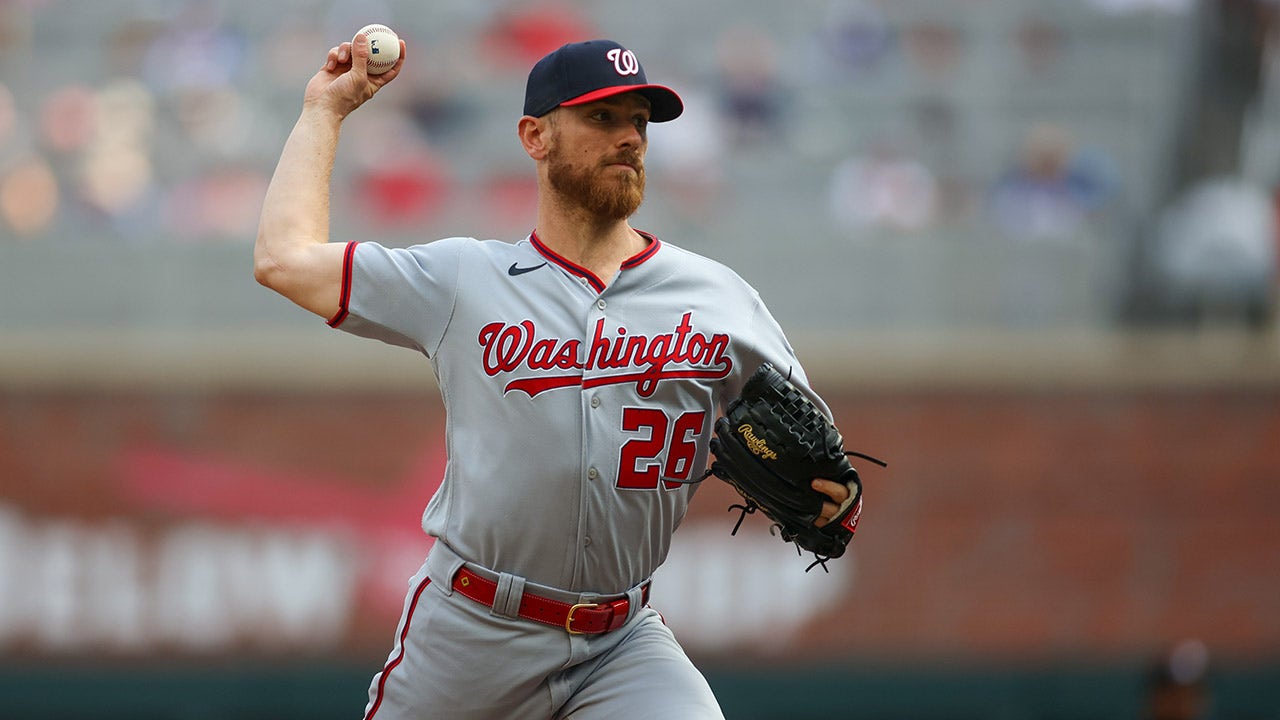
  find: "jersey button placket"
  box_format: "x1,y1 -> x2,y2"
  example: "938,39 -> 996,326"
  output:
581,292 -> 609,479
577,290 -> 608,577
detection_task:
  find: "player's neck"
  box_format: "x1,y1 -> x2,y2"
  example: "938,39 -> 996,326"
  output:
534,208 -> 647,284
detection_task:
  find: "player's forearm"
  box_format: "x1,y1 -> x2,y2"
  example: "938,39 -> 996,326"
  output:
253,106 -> 344,290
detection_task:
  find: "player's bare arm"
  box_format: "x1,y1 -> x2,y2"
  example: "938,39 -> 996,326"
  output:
254,32 -> 406,318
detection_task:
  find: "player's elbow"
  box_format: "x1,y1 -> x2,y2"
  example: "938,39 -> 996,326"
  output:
252,231 -> 304,295
253,223 -> 298,284
253,243 -> 284,290
250,238 -> 344,319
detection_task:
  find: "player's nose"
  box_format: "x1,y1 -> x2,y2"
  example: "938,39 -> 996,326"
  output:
615,122 -> 645,149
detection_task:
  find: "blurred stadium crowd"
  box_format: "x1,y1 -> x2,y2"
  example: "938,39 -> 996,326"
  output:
0,0 -> 1276,333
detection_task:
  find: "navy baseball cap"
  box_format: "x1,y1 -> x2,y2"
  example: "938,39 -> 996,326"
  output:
523,40 -> 683,122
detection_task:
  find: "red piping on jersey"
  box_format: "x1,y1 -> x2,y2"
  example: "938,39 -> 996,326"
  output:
503,367 -> 734,398
327,241 -> 358,328
621,233 -> 661,268
364,575 -> 433,720
529,231 -> 661,293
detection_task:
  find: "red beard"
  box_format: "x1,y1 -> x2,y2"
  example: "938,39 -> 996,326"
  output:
547,143 -> 646,221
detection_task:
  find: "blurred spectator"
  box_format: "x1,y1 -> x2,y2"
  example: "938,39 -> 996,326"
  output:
902,19 -> 963,83
79,140 -> 153,223
812,0 -> 896,78
1016,16 -> 1067,77
1146,176 -> 1277,327
480,0 -> 597,68
398,38 -> 480,145
172,85 -> 257,159
0,155 -> 59,238
988,122 -> 1117,241
1143,639 -> 1212,720
827,136 -> 939,234
104,16 -> 164,79
0,0 -> 1192,261
140,1 -> 247,94
75,79 -> 156,225
715,24 -> 786,146
39,85 -> 97,156
909,97 -> 979,225
345,112 -> 452,231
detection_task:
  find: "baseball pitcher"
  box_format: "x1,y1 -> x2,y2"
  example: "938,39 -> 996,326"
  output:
255,32 -> 863,720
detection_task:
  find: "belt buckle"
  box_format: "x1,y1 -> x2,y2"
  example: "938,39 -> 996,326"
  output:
565,602 -> 601,635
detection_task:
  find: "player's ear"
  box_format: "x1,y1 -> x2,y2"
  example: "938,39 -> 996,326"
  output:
518,114 -> 553,160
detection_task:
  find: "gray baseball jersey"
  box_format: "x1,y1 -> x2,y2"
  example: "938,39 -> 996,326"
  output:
334,231 -> 827,719
332,231 -> 825,593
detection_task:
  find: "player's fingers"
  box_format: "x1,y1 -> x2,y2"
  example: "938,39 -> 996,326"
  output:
814,500 -> 839,527
322,42 -> 354,72
386,38 -> 407,74
812,479 -> 847,528
811,478 -> 849,504
350,33 -> 369,76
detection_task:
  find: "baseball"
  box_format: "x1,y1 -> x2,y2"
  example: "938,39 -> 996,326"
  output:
356,23 -> 401,75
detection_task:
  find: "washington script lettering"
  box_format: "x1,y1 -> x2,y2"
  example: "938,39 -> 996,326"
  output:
478,312 -> 733,397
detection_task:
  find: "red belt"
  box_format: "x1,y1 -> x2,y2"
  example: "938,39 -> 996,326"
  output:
452,568 -> 648,635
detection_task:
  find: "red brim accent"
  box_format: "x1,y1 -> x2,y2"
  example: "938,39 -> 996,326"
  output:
560,84 -> 683,122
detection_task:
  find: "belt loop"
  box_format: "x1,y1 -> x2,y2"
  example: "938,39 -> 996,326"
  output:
491,573 -> 525,620
623,584 -> 645,623
425,543 -> 466,596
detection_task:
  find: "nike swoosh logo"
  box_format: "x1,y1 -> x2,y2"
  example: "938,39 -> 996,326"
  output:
508,262 -> 547,276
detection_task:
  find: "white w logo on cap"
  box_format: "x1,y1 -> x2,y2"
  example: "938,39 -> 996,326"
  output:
606,48 -> 640,76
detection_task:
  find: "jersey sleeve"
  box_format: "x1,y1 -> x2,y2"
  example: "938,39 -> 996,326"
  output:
326,238 -> 468,356
731,291 -> 835,422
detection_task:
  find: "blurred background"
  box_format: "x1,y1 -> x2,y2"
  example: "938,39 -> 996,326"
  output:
1,0 -> 1278,718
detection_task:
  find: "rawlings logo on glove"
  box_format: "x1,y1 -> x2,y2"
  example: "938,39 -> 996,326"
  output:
706,362 -> 886,572
735,424 -> 778,460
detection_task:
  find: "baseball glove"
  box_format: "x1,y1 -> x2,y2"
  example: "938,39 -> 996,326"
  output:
707,362 -> 885,571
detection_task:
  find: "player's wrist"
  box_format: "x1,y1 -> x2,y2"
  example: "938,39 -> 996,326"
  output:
299,101 -> 348,128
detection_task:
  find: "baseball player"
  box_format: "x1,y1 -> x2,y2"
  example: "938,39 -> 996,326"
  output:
255,33 -> 852,720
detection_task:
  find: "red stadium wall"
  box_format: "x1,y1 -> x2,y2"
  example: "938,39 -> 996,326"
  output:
0,389 -> 1276,666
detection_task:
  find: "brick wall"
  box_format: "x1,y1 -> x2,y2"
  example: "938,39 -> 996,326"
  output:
0,388 -> 1276,664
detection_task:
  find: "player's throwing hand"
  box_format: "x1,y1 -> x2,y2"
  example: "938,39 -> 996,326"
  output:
305,31 -> 405,119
